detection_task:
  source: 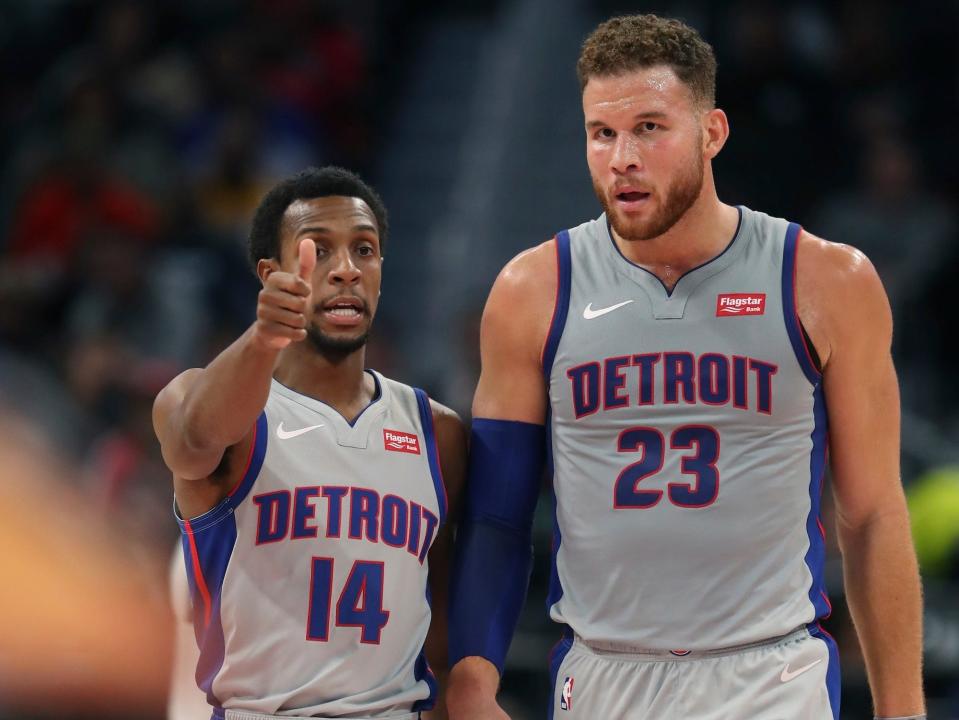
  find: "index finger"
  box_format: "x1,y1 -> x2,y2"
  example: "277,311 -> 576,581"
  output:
298,238 -> 316,281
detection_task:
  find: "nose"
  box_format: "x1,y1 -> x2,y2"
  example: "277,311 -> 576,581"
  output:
328,249 -> 361,286
610,133 -> 643,175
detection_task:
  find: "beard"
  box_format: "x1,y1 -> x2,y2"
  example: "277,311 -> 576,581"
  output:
306,325 -> 370,363
595,147 -> 704,242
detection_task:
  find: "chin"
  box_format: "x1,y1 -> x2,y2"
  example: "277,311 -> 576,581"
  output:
306,327 -> 370,358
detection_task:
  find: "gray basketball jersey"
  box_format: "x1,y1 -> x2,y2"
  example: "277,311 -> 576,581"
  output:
178,372 -> 447,718
543,207 -> 830,651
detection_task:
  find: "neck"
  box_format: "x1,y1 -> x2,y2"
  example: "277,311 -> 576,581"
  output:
612,173 -> 740,284
272,343 -> 374,422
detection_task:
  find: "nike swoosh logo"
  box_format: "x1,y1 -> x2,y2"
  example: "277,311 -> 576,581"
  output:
276,421 -> 325,440
780,658 -> 823,683
583,300 -> 634,319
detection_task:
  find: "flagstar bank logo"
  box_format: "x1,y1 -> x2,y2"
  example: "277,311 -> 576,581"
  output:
383,429 -> 420,454
716,293 -> 766,317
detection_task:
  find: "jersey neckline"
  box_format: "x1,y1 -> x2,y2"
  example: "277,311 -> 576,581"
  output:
603,205 -> 745,300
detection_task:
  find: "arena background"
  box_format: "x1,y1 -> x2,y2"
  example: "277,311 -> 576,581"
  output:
1,0 -> 957,717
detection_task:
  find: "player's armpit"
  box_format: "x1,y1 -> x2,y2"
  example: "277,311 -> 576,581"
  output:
472,239 -> 557,423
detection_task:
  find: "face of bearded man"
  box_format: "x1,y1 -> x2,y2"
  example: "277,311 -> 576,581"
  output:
592,130 -> 704,242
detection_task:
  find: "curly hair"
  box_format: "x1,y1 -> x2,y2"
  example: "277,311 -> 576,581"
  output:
577,14 -> 717,109
248,166 -> 388,271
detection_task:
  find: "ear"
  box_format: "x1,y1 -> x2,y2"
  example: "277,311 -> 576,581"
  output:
256,258 -> 280,286
702,108 -> 729,160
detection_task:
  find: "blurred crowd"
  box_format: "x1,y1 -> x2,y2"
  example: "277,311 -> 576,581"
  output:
0,1 -> 957,718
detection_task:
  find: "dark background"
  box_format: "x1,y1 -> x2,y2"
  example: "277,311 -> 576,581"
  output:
0,0 -> 957,717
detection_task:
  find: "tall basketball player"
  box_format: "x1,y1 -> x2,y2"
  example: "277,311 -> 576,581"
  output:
154,167 -> 465,720
447,14 -> 924,720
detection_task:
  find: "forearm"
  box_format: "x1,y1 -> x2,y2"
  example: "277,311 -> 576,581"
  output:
181,325 -> 279,450
839,506 -> 924,716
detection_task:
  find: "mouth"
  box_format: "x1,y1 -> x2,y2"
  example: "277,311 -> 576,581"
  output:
319,296 -> 368,327
613,186 -> 651,211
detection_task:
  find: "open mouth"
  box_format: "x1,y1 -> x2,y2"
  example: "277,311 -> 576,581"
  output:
615,190 -> 650,203
320,297 -> 366,325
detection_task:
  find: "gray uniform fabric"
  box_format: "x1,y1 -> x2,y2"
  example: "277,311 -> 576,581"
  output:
178,372 -> 445,718
550,628 -> 833,719
543,208 -> 837,718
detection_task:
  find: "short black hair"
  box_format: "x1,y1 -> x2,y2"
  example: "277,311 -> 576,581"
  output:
248,166 -> 389,269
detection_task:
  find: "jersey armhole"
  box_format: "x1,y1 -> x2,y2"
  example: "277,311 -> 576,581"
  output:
414,388 -> 448,525
781,223 -> 823,385
226,411 -> 269,504
541,230 -> 572,379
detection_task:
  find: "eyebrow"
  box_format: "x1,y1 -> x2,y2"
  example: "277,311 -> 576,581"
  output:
585,112 -> 669,129
295,223 -> 378,236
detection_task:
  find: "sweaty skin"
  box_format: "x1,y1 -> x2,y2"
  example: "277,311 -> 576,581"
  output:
447,65 -> 923,719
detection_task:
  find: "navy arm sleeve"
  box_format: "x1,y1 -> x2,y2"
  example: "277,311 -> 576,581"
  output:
448,418 -> 545,674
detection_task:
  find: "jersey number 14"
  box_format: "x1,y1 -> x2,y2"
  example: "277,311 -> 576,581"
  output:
307,558 -> 390,644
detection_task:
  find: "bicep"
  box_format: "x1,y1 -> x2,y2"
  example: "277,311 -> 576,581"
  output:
821,257 -> 904,528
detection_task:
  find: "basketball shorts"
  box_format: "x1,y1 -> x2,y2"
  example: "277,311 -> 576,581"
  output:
548,626 -> 839,719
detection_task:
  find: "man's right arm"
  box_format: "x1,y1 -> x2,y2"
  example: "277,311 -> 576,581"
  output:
153,239 -> 316,484
446,240 -> 557,720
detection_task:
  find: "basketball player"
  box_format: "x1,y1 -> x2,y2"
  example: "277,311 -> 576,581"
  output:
446,14 -> 923,720
153,166 -> 465,720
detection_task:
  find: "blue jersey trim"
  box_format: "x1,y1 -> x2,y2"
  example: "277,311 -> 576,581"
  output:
182,513 -> 236,710
228,411 -> 268,506
412,585 -> 438,711
546,626 -> 574,720
781,222 -> 822,385
177,411 -> 267,709
803,384 -> 831,621
414,388 -> 448,526
542,230 -> 572,379
808,623 -> 841,718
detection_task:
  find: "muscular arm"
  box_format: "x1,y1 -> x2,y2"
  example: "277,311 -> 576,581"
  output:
423,401 -> 468,720
153,239 -> 315,514
797,233 -> 924,717
447,241 -> 557,719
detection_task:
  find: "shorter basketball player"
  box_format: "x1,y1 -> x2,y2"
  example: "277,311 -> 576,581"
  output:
154,166 -> 465,720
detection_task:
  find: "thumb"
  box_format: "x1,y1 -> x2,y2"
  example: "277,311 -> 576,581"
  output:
297,238 -> 316,282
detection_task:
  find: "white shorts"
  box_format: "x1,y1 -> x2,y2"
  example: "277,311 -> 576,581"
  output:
548,625 -> 840,719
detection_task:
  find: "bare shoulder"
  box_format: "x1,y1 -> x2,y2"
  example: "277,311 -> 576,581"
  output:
483,237 -> 559,362
796,230 -> 891,366
495,238 -> 558,290
428,397 -> 466,437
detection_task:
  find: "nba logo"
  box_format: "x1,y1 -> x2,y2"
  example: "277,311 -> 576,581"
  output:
560,676 -> 574,711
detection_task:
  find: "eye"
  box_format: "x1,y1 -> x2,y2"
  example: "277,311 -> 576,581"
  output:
596,127 -> 615,140
356,243 -> 377,257
638,121 -> 659,133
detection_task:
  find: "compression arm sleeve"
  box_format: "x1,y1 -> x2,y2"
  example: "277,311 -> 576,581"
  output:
448,418 -> 545,674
